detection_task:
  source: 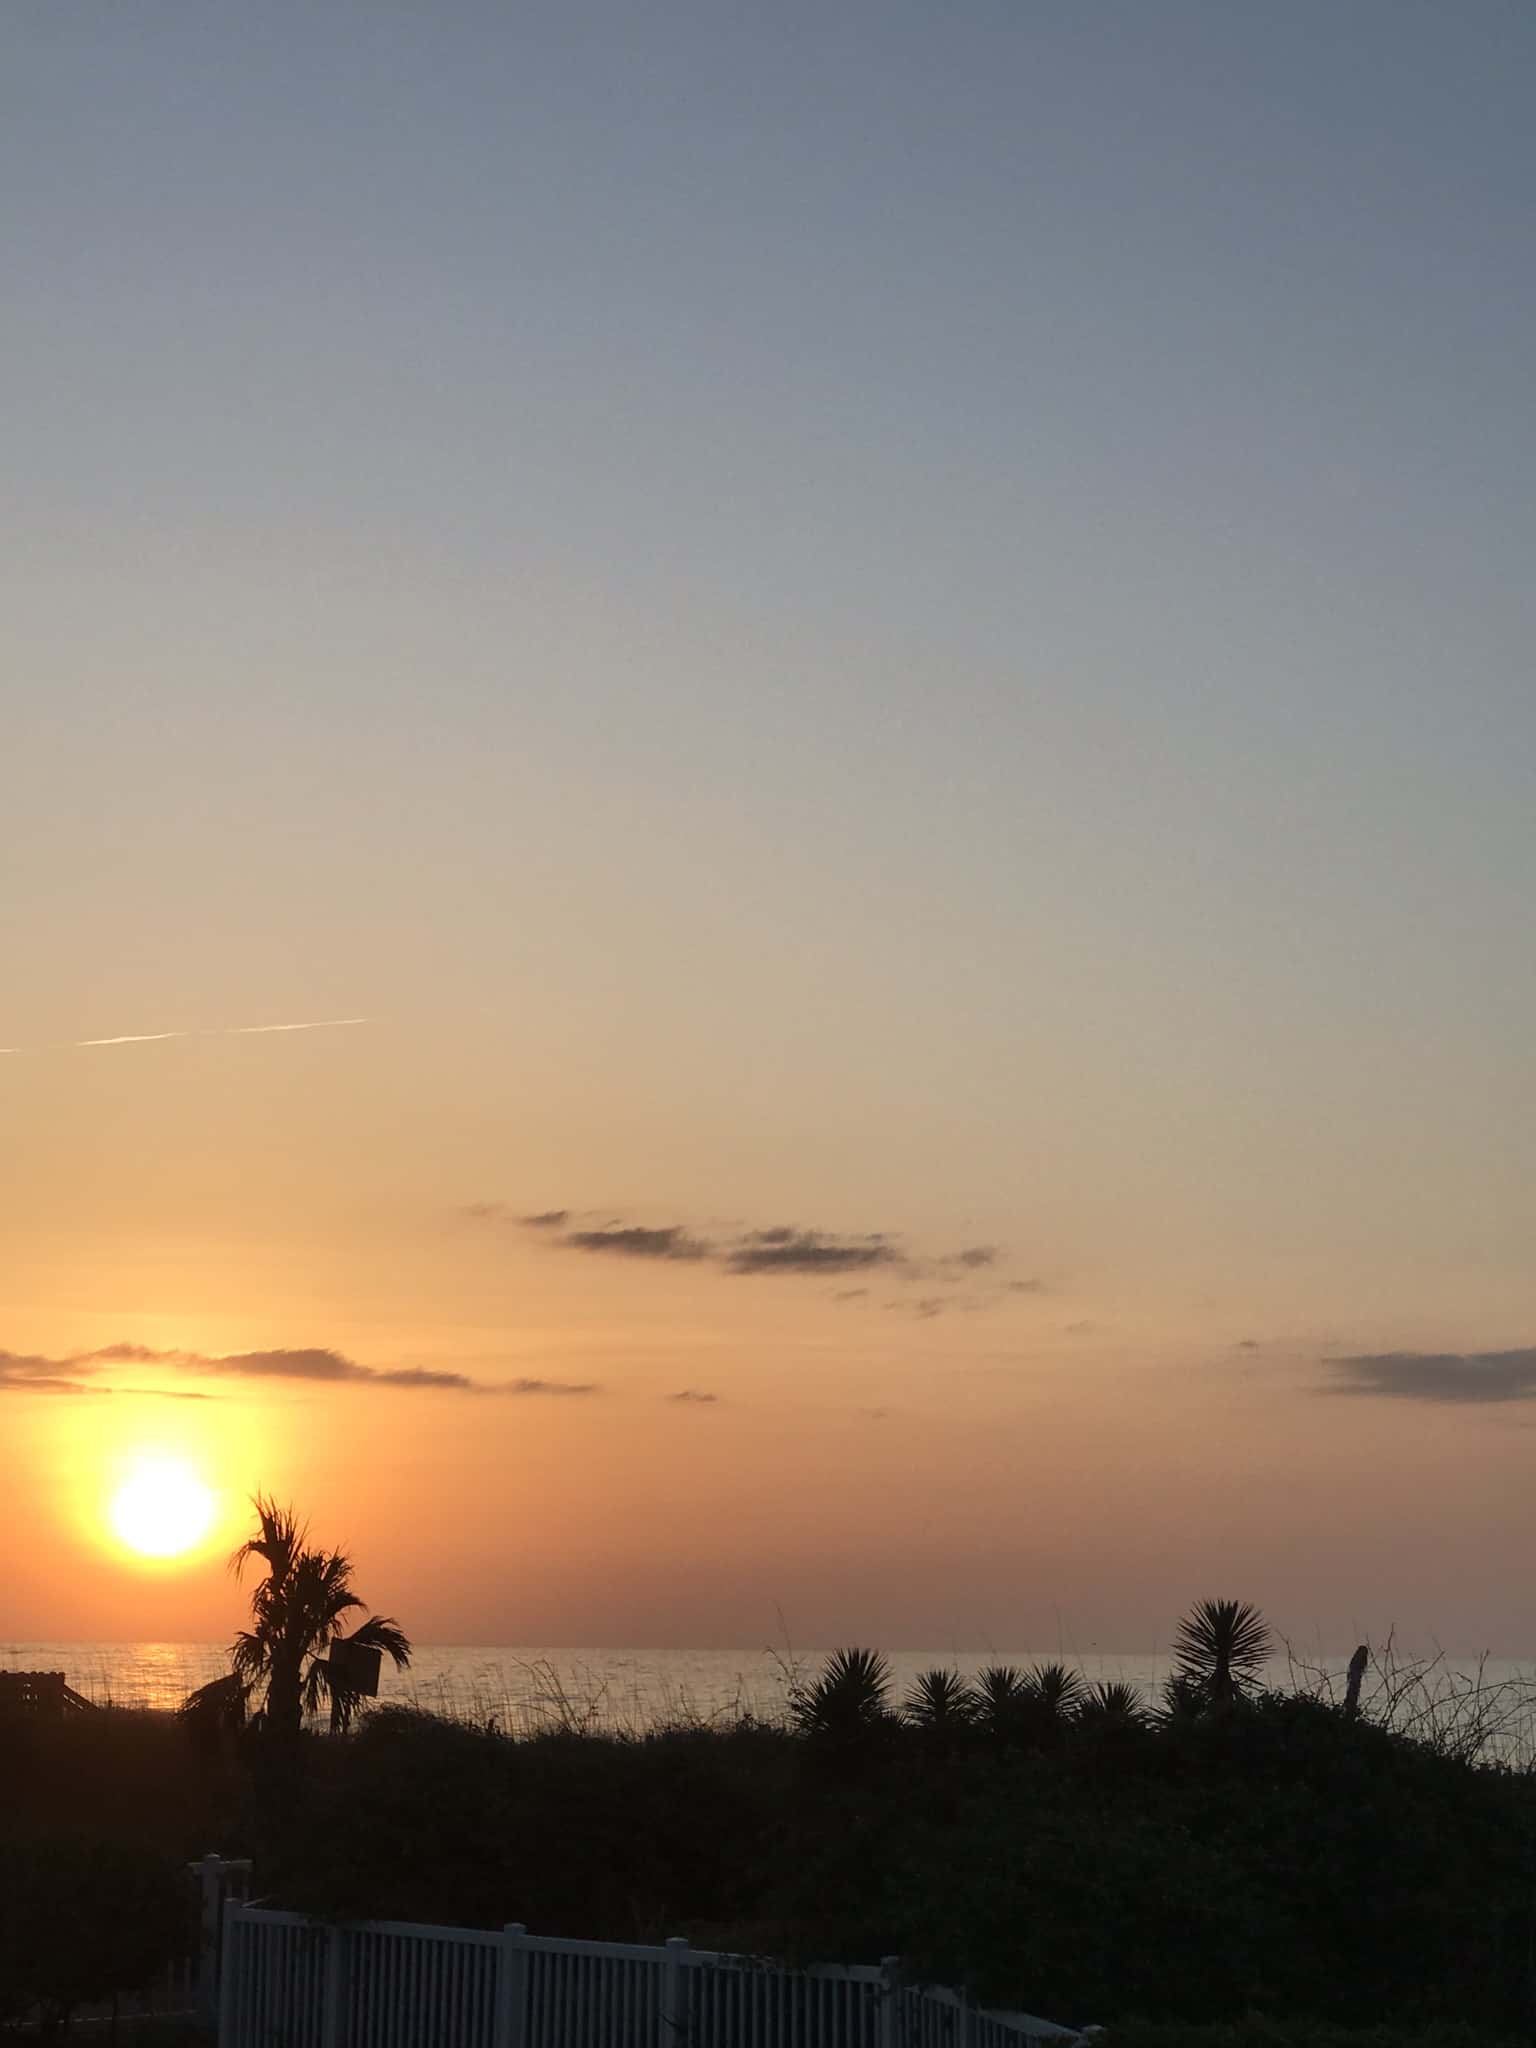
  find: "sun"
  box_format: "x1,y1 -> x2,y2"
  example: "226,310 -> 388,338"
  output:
109,1458 -> 217,1559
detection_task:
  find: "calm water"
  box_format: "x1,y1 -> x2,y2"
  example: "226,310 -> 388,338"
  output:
8,1641 -> 1536,1758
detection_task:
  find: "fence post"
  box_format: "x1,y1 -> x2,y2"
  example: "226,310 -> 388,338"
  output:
958,1983 -> 975,2048
664,1936 -> 691,2042
321,1924 -> 349,2048
879,1955 -> 902,2048
495,1923 -> 528,2048
193,1852 -> 224,2020
217,1900 -> 245,2047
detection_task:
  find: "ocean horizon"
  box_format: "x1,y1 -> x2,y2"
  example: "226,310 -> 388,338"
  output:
9,1640 -> 1536,1746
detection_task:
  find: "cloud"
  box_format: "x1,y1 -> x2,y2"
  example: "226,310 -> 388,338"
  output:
1061,1320 -> 1097,1335
0,1344 -> 600,1400
667,1388 -> 718,1404
503,1203 -> 1029,1292
833,1288 -> 869,1302
1236,1338 -> 1261,1351
564,1225 -> 713,1261
726,1230 -> 901,1276
1325,1349 -> 1536,1404
499,1378 -> 600,1396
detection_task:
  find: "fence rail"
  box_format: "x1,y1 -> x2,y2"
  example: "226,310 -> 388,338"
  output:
219,1905 -> 1077,2048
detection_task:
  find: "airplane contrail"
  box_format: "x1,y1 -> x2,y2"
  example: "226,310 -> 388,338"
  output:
1,1018 -> 370,1054
222,1017 -> 369,1036
77,1031 -> 187,1047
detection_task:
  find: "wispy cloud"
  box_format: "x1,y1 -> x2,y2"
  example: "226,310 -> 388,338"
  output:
1325,1349 -> 1536,1404
667,1388 -> 718,1404
2,1018 -> 369,1055
0,1344 -> 598,1399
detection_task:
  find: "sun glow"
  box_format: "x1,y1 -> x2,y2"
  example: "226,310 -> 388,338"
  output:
109,1458 -> 217,1559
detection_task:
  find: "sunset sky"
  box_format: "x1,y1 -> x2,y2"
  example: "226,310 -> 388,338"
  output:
6,2 -> 1535,1652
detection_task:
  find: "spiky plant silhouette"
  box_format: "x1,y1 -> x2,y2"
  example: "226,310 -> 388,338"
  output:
1170,1597 -> 1272,1711
971,1664 -> 1030,1742
1085,1679 -> 1146,1720
902,1667 -> 977,1731
790,1647 -> 892,1742
1023,1662 -> 1087,1721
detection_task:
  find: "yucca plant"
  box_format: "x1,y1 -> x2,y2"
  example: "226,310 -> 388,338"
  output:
1022,1662 -> 1086,1722
971,1664 -> 1030,1741
1077,1679 -> 1147,1725
789,1647 -> 892,1742
902,1667 -> 977,1731
1171,1597 -> 1272,1711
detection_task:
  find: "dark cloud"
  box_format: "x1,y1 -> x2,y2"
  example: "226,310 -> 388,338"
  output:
0,1343 -> 599,1400
500,1378 -> 600,1396
1236,1339 -> 1261,1351
1325,1349 -> 1536,1404
943,1246 -> 999,1270
667,1388 -> 718,1404
0,1368 -> 100,1396
887,1297 -> 946,1320
1006,1279 -> 1046,1295
833,1288 -> 869,1302
726,1230 -> 901,1276
564,1225 -> 713,1261
520,1209 -> 570,1228
199,1347 -> 369,1382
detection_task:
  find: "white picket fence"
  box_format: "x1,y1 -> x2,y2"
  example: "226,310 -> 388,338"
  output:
219,1904 -> 1078,2048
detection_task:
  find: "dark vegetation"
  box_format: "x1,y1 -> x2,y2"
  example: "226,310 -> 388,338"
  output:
8,1518 -> 1536,2044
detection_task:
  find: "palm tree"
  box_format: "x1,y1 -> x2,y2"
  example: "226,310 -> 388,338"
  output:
1171,1597 -> 1271,1711
222,1495 -> 411,1738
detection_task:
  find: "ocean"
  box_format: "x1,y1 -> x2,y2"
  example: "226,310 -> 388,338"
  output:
7,1640 -> 1536,1758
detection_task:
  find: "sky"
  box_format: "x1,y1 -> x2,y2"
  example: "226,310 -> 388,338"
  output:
5,1 -> 1535,1652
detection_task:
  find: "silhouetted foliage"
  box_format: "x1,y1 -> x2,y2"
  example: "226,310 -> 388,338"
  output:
0,1833 -> 189,2030
1171,1598 -> 1273,1711
902,1667 -> 976,1731
15,1590 -> 1536,2038
226,1495 -> 411,1739
788,1647 -> 893,1744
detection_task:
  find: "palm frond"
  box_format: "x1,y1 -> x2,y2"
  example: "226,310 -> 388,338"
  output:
345,1615 -> 413,1669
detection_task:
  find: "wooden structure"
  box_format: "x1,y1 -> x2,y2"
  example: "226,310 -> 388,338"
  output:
0,1669 -> 96,1717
